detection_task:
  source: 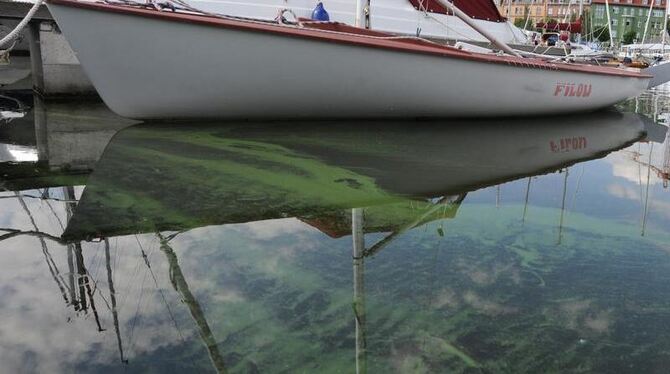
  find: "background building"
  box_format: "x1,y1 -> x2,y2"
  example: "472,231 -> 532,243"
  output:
591,0 -> 667,44
497,0 -> 668,44
497,0 -> 591,26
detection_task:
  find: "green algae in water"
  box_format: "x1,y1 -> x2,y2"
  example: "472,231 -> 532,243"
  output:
23,114 -> 670,373
87,200 -> 670,374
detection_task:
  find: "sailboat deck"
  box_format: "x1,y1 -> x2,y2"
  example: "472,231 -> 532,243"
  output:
49,0 -> 650,79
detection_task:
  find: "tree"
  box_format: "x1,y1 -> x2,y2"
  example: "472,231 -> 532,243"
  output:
591,25 -> 610,43
582,9 -> 590,39
513,6 -> 531,30
514,18 -> 527,29
623,30 -> 637,45
570,12 -> 578,22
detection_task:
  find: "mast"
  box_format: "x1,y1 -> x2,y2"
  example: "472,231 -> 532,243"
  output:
496,185 -> 500,208
64,186 -> 78,308
578,0 -> 584,44
105,238 -> 128,364
641,144 -> 654,236
355,0 -> 369,29
352,208 -> 367,374
522,177 -> 531,223
642,0 -> 655,44
157,234 -> 227,374
663,0 -> 669,52
557,168 -> 569,245
76,241 -> 105,332
605,0 -> 614,47
663,130 -> 670,189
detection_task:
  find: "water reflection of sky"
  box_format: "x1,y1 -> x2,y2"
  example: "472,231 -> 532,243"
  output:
2,92 -> 670,373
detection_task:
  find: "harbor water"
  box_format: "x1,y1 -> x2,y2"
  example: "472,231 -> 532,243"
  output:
1,89 -> 670,373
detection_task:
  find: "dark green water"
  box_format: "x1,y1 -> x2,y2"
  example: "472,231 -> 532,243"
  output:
2,91 -> 670,373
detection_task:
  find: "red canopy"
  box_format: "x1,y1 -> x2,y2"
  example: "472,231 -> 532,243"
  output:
407,0 -> 505,22
535,22 -> 582,33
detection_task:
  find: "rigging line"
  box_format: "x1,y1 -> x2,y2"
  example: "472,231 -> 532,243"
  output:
126,263 -> 151,355
638,143 -> 645,211
132,234 -> 193,366
84,264 -> 106,332
113,238 -> 121,283
522,177 -> 531,223
428,222 -> 444,309
0,228 -> 65,243
568,165 -> 586,213
81,252 -> 114,313
416,0 -> 426,36
135,234 -> 190,346
15,192 -> 72,302
117,237 -> 150,311
523,5 -> 531,31
364,197 -> 457,258
42,194 -> 65,231
118,254 -> 145,311
87,272 -> 113,312
119,245 -> 149,308
424,13 -> 487,43
88,243 -> 106,289
0,194 -> 78,203
562,0 -> 574,24
557,168 -> 569,246
663,132 -> 670,188
642,143 -> 654,236
164,229 -> 191,242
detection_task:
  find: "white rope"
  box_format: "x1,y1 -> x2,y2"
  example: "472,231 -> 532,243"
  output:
0,0 -> 45,48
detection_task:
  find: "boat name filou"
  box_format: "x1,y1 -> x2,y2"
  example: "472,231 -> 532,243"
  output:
554,83 -> 592,98
550,137 -> 588,153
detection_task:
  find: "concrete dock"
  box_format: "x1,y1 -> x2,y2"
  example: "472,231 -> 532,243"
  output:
0,0 -> 97,96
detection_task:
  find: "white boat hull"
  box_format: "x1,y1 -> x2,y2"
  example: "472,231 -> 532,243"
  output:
48,2 -> 651,120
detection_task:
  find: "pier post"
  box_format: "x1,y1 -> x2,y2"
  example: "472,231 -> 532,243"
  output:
26,21 -> 45,94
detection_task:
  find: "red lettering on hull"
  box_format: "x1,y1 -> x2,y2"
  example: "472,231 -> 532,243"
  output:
554,83 -> 592,98
549,136 -> 588,153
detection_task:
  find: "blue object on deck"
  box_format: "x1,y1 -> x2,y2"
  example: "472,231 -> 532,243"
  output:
311,2 -> 330,21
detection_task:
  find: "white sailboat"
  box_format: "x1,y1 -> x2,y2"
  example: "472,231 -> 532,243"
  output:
45,0 -> 660,119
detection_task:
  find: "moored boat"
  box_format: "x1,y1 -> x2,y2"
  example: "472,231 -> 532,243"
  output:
47,0 -> 654,119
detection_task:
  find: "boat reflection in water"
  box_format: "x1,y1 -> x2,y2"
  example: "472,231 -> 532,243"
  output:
65,110 -> 651,240
51,111 -> 664,373
2,107 -> 668,373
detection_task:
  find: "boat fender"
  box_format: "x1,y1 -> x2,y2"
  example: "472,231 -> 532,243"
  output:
311,2 -> 330,21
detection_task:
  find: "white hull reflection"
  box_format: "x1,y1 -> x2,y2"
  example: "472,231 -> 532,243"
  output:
63,110 -> 655,240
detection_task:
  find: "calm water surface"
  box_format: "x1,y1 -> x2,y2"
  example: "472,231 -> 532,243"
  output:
2,90 -> 670,373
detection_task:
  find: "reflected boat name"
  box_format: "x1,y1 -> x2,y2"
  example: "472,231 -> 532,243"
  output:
550,137 -> 588,153
554,83 -> 592,97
